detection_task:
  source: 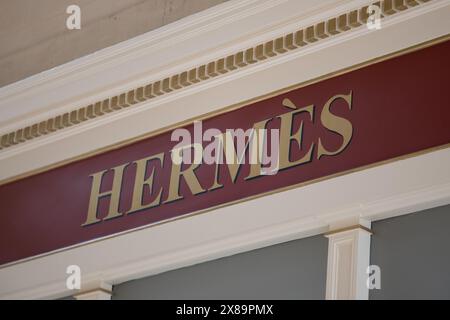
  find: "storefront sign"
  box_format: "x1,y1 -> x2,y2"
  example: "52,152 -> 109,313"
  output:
1,40 -> 449,266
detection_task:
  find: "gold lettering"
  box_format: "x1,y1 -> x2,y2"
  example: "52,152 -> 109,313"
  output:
209,118 -> 272,190
164,146 -> 206,203
127,153 -> 165,214
82,91 -> 355,227
278,100 -> 315,170
82,163 -> 128,226
317,91 -> 353,159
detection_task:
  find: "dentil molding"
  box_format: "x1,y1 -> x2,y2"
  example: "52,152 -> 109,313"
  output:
0,0 -> 436,151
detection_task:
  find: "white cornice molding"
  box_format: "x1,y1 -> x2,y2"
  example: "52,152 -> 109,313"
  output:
1,0 -> 444,137
0,0 -> 448,184
0,0 -> 273,98
325,227 -> 371,300
0,0 -> 347,129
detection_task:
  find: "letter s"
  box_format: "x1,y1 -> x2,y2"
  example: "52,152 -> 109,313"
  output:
317,91 -> 353,159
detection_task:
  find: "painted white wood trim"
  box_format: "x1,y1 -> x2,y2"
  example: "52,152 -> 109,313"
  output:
1,146 -> 449,299
0,0 -> 449,183
72,281 -> 112,300
74,290 -> 111,300
325,227 -> 371,300
0,0 -> 347,130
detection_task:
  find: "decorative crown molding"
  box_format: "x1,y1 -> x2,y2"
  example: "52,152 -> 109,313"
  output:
0,0 -> 432,150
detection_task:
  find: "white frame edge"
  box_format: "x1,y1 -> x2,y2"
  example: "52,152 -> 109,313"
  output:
325,228 -> 372,300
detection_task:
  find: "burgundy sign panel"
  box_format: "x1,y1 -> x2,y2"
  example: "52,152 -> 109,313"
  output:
1,40 -> 450,266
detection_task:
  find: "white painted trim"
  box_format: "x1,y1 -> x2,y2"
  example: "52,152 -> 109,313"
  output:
74,291 -> 111,300
1,147 -> 449,299
325,227 -> 371,300
73,281 -> 112,300
0,0 -> 350,130
0,0 -> 449,183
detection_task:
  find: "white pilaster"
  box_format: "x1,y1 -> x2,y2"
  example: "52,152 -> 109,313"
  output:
325,223 -> 372,300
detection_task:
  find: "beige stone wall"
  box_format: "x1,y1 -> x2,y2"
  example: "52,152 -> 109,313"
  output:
0,0 -> 228,87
